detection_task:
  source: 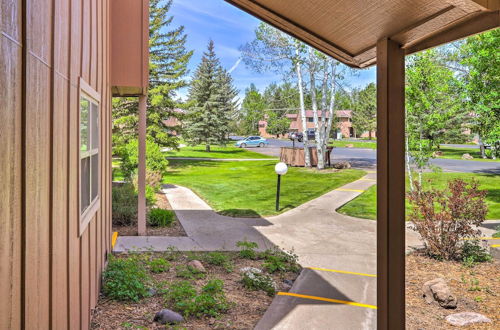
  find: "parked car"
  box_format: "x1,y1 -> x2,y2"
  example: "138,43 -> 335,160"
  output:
235,136 -> 269,148
289,129 -> 315,142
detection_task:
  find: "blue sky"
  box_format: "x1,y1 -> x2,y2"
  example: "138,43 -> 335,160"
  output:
169,0 -> 376,102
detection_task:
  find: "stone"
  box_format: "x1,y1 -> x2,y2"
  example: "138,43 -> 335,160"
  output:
153,309 -> 184,324
187,260 -> 206,273
462,153 -> 474,160
422,278 -> 457,309
332,161 -> 351,169
432,151 -> 443,157
445,312 -> 491,326
345,144 -> 354,148
148,287 -> 157,296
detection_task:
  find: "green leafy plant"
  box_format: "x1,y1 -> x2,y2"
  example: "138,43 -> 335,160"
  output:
147,258 -> 171,273
148,208 -> 175,227
164,279 -> 229,318
241,268 -> 276,296
236,240 -> 259,259
102,255 -> 150,301
203,252 -> 233,272
175,265 -> 206,280
118,139 -> 169,180
262,248 -> 300,274
461,240 -> 492,265
468,278 -> 481,292
112,184 -> 138,226
492,226 -> 500,238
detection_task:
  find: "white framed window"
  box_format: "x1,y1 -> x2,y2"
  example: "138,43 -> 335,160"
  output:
79,78 -> 100,235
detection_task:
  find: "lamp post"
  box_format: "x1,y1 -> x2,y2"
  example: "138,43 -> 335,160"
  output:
275,162 -> 288,211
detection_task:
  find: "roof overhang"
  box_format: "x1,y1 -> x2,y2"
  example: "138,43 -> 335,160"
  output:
225,0 -> 499,68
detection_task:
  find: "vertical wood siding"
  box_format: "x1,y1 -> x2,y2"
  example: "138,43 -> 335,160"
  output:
1,0 -> 112,328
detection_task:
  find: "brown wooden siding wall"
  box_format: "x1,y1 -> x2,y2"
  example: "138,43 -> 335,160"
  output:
1,0 -> 112,329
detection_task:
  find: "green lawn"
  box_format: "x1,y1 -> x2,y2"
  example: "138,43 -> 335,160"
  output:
165,145 -> 277,159
337,172 -> 500,220
329,140 -> 377,149
165,160 -> 365,217
437,146 -> 498,162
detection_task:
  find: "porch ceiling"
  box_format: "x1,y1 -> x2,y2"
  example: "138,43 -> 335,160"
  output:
225,0 -> 499,68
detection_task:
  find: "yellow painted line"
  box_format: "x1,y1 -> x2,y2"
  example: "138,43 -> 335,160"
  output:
366,170 -> 376,173
308,267 -> 376,278
491,244 -> 500,248
278,292 -> 377,309
111,232 -> 118,248
335,188 -> 365,193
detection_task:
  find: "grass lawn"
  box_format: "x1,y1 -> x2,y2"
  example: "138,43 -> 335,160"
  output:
437,146 -> 499,162
337,172 -> 500,220
165,159 -> 365,217
329,140 -> 377,149
165,145 -> 277,159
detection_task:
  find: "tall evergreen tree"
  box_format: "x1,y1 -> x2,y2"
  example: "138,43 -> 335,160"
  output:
112,0 -> 193,150
351,83 -> 376,139
184,40 -> 238,151
239,84 -> 266,135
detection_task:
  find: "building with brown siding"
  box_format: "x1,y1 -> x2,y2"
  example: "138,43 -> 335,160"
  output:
1,0 -> 148,328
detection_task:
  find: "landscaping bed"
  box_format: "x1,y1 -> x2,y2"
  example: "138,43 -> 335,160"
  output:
91,246 -> 300,329
113,192 -> 187,237
406,254 -> 499,329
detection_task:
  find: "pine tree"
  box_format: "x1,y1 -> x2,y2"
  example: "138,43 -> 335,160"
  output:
184,40 -> 238,151
112,0 -> 193,150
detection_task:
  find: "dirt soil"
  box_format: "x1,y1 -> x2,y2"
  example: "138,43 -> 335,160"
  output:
113,193 -> 187,237
91,252 -> 299,329
406,254 -> 499,329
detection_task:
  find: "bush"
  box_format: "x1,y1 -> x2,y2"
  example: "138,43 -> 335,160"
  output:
112,184 -> 137,226
164,279 -> 229,318
241,268 -> 276,296
262,248 -> 300,274
148,208 -> 175,227
461,240 -> 492,266
175,265 -> 206,280
203,252 -> 233,272
236,240 -> 259,259
407,179 -> 488,260
118,139 -> 169,181
148,257 -> 171,273
102,255 -> 150,301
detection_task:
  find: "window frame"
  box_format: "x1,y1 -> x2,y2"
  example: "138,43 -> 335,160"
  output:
78,78 -> 101,236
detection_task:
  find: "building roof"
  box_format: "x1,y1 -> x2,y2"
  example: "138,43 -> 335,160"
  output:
226,0 -> 499,68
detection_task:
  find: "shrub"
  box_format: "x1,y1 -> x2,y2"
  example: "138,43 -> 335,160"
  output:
118,139 -> 169,181
262,248 -> 300,274
102,255 -> 150,301
112,184 -> 137,226
407,179 -> 487,260
236,240 -> 259,259
203,252 -> 233,272
175,265 -> 206,280
148,257 -> 171,273
461,240 -> 492,266
241,268 -> 276,296
148,208 -> 175,227
164,279 -> 229,318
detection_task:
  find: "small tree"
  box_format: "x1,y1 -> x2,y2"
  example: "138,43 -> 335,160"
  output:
266,111 -> 291,137
351,83 -> 376,139
407,179 -> 487,260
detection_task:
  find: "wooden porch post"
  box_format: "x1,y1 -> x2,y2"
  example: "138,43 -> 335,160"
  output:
138,95 -> 147,236
376,38 -> 405,329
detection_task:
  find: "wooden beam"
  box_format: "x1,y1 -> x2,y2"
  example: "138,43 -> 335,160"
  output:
137,95 -> 147,236
376,38 -> 406,330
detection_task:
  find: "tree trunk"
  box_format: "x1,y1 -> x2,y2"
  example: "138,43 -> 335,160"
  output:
206,144 -> 211,152
296,46 -> 311,167
309,48 -> 325,170
479,136 -> 486,158
369,131 -> 372,140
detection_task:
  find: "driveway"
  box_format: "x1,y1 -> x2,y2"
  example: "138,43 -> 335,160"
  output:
237,137 -> 500,174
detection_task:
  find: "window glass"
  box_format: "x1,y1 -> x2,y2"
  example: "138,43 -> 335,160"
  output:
80,98 -> 89,152
91,103 -> 99,149
81,157 -> 90,213
91,154 -> 98,201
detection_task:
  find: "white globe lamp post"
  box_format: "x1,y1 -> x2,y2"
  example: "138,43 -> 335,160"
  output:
274,162 -> 288,211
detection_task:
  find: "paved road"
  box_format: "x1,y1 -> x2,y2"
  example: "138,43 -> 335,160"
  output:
232,137 -> 500,174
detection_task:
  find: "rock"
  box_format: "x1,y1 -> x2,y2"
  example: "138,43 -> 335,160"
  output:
462,153 -> 474,160
422,278 -> 457,309
332,161 -> 351,169
187,260 -> 206,273
148,287 -> 157,296
445,312 -> 491,326
153,309 -> 184,324
345,144 -> 354,148
432,151 -> 443,157
240,267 -> 262,274
283,279 -> 294,286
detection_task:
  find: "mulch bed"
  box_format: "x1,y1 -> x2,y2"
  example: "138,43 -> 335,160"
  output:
113,192 -> 187,237
406,254 -> 499,329
90,252 -> 299,329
